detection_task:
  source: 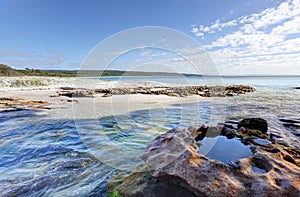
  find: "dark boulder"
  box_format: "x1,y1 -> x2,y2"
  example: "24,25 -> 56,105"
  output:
107,171 -> 197,197
238,118 -> 268,134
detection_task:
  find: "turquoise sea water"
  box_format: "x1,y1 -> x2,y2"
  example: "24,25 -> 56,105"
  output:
0,76 -> 300,196
101,75 -> 300,90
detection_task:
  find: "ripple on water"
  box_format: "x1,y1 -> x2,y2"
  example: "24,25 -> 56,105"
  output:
0,109 -> 114,196
1,88 -> 300,195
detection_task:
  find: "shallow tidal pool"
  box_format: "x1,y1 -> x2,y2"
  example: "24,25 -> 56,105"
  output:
198,136 -> 253,164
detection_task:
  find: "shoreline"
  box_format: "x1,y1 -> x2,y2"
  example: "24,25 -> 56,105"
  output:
0,76 -> 255,120
0,80 -> 255,120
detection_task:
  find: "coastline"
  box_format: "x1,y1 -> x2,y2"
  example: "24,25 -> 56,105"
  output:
0,76 -> 255,119
0,89 -> 208,119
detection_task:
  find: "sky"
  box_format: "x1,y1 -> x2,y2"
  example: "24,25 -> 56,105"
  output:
0,0 -> 299,75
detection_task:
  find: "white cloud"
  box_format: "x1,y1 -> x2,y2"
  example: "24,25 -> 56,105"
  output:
195,32 -> 204,37
194,19 -> 237,37
202,26 -> 210,32
271,15 -> 300,35
191,27 -> 198,34
222,19 -> 238,28
210,19 -> 221,32
190,0 -> 300,75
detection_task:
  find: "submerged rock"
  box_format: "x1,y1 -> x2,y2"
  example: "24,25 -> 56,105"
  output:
58,88 -> 94,97
107,125 -> 300,196
279,119 -> 300,128
0,156 -> 97,197
0,97 -> 50,111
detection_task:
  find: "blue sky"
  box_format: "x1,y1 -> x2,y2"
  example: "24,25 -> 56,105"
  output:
0,0 -> 299,75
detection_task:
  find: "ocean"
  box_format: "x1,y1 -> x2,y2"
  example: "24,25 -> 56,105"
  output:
0,76 -> 299,196
101,75 -> 300,90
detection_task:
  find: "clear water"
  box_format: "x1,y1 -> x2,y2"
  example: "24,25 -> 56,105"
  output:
198,136 -> 253,164
1,76 -> 300,196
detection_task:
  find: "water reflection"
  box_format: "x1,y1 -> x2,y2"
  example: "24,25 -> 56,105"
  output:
198,136 -> 253,164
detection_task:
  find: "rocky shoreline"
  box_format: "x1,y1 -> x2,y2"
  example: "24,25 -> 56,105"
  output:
107,118 -> 300,197
0,85 -> 255,111
56,85 -> 255,98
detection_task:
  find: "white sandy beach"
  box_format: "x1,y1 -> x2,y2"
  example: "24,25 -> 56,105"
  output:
0,76 -> 209,120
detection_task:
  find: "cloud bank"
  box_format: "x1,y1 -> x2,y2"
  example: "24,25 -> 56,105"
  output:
191,0 -> 300,75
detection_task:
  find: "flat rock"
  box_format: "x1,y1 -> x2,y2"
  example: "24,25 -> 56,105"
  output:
108,126 -> 300,196
56,85 -> 255,98
0,97 -> 50,111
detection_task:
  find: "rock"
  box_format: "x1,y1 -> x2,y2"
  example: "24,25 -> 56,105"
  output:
102,93 -> 112,97
57,88 -> 94,98
107,171 -> 196,197
0,156 -> 96,197
293,87 -> 300,89
205,126 -> 222,138
62,85 -> 255,98
109,126 -> 300,196
279,119 -> 300,124
74,90 -> 94,97
283,123 -> 300,128
279,119 -> 300,128
242,129 -> 268,139
66,99 -> 78,103
225,120 -> 240,125
224,128 -> 236,139
0,97 -> 50,111
195,125 -> 208,141
238,118 -> 268,133
270,133 -> 281,142
60,87 -> 74,90
94,89 -> 111,94
222,124 -> 235,129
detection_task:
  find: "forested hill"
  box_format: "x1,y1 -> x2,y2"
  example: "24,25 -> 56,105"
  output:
0,64 -> 200,77
0,64 -> 23,76
0,64 -> 124,77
